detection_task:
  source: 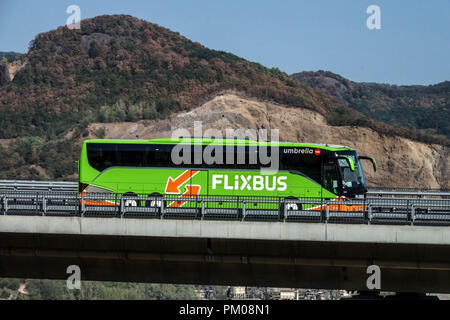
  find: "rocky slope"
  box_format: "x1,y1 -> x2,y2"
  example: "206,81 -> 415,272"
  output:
87,93 -> 449,189
0,58 -> 27,86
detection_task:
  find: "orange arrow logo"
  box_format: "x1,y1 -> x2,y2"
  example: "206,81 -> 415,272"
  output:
165,169 -> 199,194
168,185 -> 201,208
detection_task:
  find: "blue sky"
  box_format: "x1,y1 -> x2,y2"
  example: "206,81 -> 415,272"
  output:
0,0 -> 449,85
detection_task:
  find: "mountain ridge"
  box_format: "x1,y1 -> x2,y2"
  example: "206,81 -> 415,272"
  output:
0,51 -> 23,62
291,70 -> 450,139
0,15 -> 337,137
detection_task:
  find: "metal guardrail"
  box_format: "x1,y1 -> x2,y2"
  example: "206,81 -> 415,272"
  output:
0,180 -> 77,192
367,189 -> 450,198
1,191 -> 449,226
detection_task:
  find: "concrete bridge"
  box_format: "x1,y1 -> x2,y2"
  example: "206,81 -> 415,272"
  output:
1,215 -> 450,293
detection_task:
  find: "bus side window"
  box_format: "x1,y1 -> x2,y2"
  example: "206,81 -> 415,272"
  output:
146,144 -> 171,167
191,145 -> 203,167
223,145 -> 236,169
280,150 -> 321,183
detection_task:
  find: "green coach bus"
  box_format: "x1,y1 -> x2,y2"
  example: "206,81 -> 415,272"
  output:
78,138 -> 376,208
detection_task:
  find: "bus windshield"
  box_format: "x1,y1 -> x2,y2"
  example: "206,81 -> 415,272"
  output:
336,151 -> 367,196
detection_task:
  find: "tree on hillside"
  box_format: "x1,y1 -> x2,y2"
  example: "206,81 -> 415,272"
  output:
88,41 -> 101,58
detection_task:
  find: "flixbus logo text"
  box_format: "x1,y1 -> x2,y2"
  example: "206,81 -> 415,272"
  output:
212,175 -> 287,191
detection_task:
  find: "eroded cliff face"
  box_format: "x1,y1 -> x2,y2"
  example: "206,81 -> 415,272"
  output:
87,94 -> 449,189
0,59 -> 27,86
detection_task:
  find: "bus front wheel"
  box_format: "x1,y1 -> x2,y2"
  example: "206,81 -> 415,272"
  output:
283,197 -> 302,211
146,193 -> 163,208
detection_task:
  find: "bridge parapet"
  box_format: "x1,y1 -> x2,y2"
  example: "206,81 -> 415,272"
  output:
1,191 -> 450,226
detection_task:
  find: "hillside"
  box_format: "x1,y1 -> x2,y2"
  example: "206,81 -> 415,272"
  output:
0,14 -> 344,139
291,71 -> 450,139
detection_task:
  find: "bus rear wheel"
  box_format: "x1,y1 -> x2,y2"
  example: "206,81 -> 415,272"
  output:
123,192 -> 139,207
280,197 -> 302,221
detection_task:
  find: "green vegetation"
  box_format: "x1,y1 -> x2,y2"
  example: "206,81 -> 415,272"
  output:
0,136 -> 79,180
0,15 -> 372,140
0,287 -> 10,299
0,51 -> 23,62
26,280 -> 198,300
0,278 -> 20,291
0,278 -> 199,300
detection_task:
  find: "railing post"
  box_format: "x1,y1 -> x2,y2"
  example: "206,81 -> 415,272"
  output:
201,200 -> 205,220
78,194 -> 81,217
81,194 -> 85,217
325,203 -> 329,223
411,205 -> 415,226
2,197 -> 6,215
120,195 -> 124,218
278,197 -> 281,221
320,196 -> 323,222
406,199 -> 411,223
36,192 -> 39,216
195,195 -> 199,219
242,201 -> 246,221
284,202 -> 288,223
42,196 -> 46,216
236,196 -> 240,220
363,196 -> 367,222
119,194 -> 124,219
160,196 -> 165,219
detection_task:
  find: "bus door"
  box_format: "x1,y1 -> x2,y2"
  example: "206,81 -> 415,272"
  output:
322,161 -> 340,198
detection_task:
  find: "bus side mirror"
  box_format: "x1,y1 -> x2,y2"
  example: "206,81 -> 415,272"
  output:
359,156 -> 377,172
337,156 -> 355,171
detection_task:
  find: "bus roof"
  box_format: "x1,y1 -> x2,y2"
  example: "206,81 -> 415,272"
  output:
83,138 -> 354,151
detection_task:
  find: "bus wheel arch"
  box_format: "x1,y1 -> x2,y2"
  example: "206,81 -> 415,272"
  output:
283,196 -> 302,211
